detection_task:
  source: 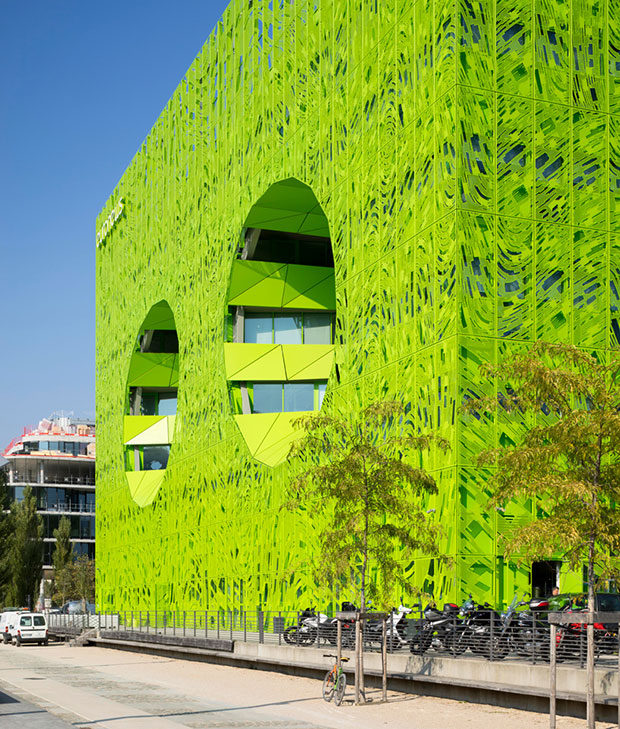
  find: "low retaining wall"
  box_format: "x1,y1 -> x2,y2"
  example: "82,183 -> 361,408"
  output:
101,630 -> 233,652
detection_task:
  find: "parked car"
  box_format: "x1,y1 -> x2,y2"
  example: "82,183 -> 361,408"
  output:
10,613 -> 48,646
548,592 -> 620,656
60,601 -> 96,615
0,611 -> 22,644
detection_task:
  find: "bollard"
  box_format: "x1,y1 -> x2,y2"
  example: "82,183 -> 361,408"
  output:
258,610 -> 264,644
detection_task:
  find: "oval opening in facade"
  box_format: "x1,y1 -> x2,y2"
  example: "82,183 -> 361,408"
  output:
224,178 -> 336,467
123,300 -> 178,506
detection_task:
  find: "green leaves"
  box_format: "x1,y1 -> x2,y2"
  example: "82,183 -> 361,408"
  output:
469,341 -> 620,603
8,485 -> 43,607
287,401 -> 446,609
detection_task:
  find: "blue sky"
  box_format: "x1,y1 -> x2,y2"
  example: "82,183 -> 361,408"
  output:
0,0 -> 229,453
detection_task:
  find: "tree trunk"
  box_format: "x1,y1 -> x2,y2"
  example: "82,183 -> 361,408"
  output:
586,439 -> 601,729
586,531 -> 596,729
358,466 -> 369,703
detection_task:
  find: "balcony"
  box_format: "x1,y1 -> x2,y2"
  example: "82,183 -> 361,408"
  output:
40,502 -> 96,515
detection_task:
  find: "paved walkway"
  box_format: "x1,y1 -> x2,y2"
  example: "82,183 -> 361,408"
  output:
0,686 -> 74,728
0,641 -> 613,728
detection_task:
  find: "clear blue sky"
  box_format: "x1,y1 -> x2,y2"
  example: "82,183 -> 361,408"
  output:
0,0 -> 229,453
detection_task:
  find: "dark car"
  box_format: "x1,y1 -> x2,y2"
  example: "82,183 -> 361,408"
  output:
549,592 -> 620,614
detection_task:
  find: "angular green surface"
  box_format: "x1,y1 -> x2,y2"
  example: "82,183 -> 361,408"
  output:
97,0 -> 620,613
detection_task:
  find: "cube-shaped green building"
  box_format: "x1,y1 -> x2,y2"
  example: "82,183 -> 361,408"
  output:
96,0 -> 620,611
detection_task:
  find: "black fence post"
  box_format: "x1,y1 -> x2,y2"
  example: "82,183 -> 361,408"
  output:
258,610 -> 264,644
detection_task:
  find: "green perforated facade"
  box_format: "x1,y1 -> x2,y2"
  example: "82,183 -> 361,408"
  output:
96,0 -> 620,612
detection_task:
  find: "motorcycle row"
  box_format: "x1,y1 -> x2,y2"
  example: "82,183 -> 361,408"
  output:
282,595 -> 619,661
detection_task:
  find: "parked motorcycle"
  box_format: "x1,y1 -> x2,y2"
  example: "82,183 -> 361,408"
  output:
283,607 -> 330,645
408,600 -> 462,655
440,596 -> 505,658
283,603 -> 357,648
364,604 -> 413,651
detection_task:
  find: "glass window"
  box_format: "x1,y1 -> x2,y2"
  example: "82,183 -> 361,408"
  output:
39,441 -> 49,450
143,445 -> 170,471
33,616 -> 46,627
141,392 -> 158,416
158,393 -> 177,416
80,516 -> 94,538
145,330 -> 178,353
303,313 -> 332,344
318,382 -> 327,408
283,383 -> 314,412
274,315 -> 302,344
252,384 -> 282,413
20,616 -> 32,627
244,315 -> 273,344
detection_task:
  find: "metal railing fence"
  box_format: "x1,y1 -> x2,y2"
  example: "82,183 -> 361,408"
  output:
46,608 -> 620,668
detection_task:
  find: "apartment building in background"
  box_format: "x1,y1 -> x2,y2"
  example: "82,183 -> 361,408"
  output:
2,414 -> 95,574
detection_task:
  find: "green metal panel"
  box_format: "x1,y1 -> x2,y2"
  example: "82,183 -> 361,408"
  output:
227,260 -> 336,309
96,0 -> 620,613
126,353 -> 179,388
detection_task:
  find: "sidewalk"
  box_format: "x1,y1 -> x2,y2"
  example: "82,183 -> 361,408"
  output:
0,642 -> 611,729
0,686 -> 74,729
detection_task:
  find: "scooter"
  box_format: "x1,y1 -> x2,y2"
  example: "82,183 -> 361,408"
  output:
364,604 -> 413,651
283,607 -> 331,645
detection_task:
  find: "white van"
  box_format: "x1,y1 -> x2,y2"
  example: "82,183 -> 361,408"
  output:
11,613 -> 48,646
0,611 -> 21,644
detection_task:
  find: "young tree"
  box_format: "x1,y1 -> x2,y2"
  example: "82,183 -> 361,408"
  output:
72,556 -> 95,611
287,401 -> 447,610
0,470 -> 13,607
288,401 -> 447,704
8,485 -> 43,608
52,516 -> 73,605
466,341 -> 620,728
53,564 -> 74,607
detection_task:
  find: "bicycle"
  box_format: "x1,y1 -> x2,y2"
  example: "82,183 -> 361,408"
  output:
322,653 -> 348,706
